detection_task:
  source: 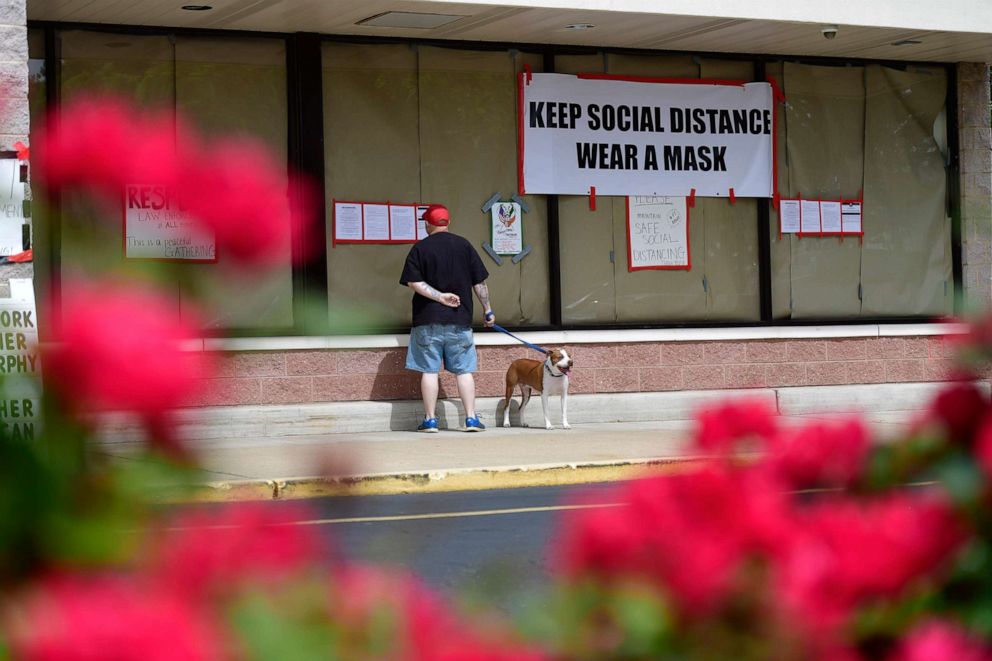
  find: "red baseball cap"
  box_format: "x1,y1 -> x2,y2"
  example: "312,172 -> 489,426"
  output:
423,204 -> 450,227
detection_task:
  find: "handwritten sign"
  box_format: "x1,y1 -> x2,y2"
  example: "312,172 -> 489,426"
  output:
0,159 -> 25,256
124,185 -> 216,261
626,196 -> 690,271
491,202 -> 523,255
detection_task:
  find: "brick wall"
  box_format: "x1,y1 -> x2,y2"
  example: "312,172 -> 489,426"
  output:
190,336 -> 959,407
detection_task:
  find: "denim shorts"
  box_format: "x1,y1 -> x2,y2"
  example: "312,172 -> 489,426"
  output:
406,324 -> 477,375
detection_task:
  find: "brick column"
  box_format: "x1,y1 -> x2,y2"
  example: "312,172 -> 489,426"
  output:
958,62 -> 992,310
0,0 -> 26,151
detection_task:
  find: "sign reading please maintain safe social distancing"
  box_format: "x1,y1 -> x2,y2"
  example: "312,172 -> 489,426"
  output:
520,73 -> 774,198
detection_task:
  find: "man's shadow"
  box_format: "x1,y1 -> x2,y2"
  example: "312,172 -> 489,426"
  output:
370,355 -> 462,431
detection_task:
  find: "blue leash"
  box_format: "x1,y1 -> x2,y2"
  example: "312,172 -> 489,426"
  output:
486,313 -> 548,354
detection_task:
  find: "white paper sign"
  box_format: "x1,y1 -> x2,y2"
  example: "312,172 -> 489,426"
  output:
521,74 -> 774,197
779,199 -> 801,234
800,200 -> 821,233
842,202 -> 862,233
389,205 -> 417,241
627,196 -> 689,270
416,205 -> 430,240
490,202 -> 523,255
363,203 -> 390,241
821,201 -> 842,233
334,202 -> 363,242
0,285 -> 41,441
0,160 -> 24,256
124,184 -> 215,261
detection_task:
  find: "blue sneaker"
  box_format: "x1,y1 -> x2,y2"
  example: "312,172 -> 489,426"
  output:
464,416 -> 486,432
417,417 -> 439,433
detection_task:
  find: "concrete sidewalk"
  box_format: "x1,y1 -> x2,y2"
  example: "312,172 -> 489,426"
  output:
92,410 -> 916,502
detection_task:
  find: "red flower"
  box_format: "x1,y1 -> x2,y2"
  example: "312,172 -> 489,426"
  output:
150,502 -> 324,601
36,96 -> 186,198
924,382 -> 989,444
36,94 -> 314,267
6,574 -> 223,661
558,465 -> 792,616
180,139 -> 294,265
694,398 -> 778,454
764,418 -> 870,488
43,280 -> 214,452
975,417 -> 992,481
775,494 -> 966,635
889,620 -> 991,661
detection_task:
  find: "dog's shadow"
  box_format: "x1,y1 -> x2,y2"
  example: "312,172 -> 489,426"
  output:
495,398 -> 529,428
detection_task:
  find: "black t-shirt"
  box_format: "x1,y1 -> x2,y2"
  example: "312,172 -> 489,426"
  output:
399,231 -> 489,327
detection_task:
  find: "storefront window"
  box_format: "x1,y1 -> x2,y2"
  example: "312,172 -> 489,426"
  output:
56,30 -> 292,332
556,53 -> 761,324
322,42 -> 549,331
768,62 -> 951,318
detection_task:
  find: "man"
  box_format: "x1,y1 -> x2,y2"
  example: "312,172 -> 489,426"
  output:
400,204 -> 495,432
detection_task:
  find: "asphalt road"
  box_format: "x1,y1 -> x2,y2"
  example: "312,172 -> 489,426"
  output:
256,483 -> 619,612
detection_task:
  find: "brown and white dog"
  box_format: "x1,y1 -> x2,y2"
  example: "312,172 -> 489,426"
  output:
502,348 -> 573,430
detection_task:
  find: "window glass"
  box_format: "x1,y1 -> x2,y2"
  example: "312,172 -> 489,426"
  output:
322,43 -> 548,331
557,53 -> 761,324
56,31 -> 292,332
768,62 -> 951,318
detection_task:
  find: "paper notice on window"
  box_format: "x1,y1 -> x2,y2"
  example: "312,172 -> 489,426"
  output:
779,199 -> 801,234
842,202 -> 862,233
491,202 -> 523,255
363,203 -> 390,241
124,184 -> 215,261
627,195 -> 689,270
820,201 -> 842,233
389,205 -> 417,242
334,202 -> 363,241
416,205 -> 430,240
800,200 -> 821,233
0,160 -> 24,256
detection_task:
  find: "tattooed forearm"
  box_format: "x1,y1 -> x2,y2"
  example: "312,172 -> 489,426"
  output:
473,282 -> 491,310
409,282 -> 441,301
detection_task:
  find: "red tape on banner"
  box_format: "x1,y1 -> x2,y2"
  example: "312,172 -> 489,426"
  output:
766,76 -> 786,103
729,188 -> 736,205
523,64 -> 533,85
688,188 -> 696,208
589,186 -> 596,211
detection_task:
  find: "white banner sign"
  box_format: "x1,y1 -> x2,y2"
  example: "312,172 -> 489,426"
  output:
520,73 -> 774,198
626,196 -> 690,271
490,202 -> 523,255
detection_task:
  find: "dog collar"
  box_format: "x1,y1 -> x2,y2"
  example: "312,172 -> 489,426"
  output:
545,362 -> 565,378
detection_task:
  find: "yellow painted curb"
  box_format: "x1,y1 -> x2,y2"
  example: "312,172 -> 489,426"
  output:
159,457 -> 710,503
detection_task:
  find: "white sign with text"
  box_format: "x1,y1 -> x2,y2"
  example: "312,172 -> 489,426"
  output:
626,196 -> 690,271
521,74 -> 774,197
124,185 -> 216,261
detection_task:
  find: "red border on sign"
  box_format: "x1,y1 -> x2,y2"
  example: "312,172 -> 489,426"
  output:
625,195 -> 692,272
517,73 -> 779,200
840,196 -> 865,240
333,200 -> 427,246
121,185 -> 218,264
331,199 -> 364,246
517,71 -> 526,196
